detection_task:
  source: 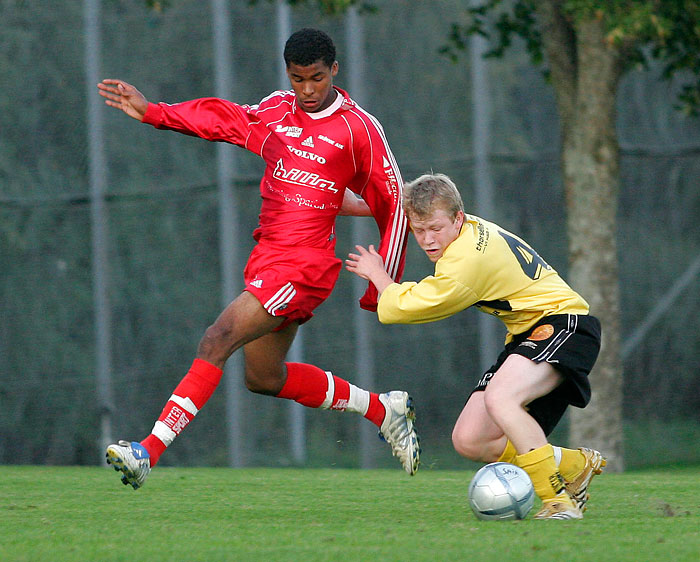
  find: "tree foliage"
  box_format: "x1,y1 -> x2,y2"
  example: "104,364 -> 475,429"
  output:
441,0 -> 700,114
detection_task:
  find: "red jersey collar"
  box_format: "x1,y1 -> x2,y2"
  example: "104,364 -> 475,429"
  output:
292,86 -> 355,116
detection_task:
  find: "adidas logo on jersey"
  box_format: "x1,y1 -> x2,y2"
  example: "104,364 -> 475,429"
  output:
301,136 -> 315,148
250,279 -> 263,288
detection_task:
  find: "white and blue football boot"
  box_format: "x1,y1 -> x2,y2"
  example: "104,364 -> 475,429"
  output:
106,440 -> 151,490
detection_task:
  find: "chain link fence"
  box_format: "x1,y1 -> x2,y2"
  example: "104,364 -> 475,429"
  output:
1,0 -> 698,469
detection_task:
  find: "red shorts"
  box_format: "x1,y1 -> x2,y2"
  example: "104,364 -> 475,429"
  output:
243,242 -> 342,329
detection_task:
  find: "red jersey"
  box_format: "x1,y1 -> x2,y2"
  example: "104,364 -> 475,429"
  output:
142,87 -> 407,311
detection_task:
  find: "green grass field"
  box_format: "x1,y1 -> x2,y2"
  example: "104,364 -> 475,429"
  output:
1,465 -> 698,561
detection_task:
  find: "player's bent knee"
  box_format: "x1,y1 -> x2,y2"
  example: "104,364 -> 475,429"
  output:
482,388 -> 516,426
197,324 -> 233,362
201,322 -> 229,346
243,370 -> 284,396
451,428 -> 481,461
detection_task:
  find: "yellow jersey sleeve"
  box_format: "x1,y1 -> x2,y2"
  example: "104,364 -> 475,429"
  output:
376,215 -> 589,338
378,273 -> 479,324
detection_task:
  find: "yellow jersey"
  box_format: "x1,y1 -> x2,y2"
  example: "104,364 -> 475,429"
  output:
377,214 -> 589,342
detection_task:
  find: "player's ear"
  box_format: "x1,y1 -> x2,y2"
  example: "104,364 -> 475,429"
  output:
455,210 -> 465,228
331,61 -> 339,77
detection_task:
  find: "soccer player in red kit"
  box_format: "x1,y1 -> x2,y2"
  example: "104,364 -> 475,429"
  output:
97,28 -> 419,488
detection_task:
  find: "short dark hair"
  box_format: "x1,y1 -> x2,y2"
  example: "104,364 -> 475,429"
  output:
284,28 -> 336,68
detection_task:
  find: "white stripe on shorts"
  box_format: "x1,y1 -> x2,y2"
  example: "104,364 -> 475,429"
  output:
264,282 -> 296,316
533,314 -> 578,363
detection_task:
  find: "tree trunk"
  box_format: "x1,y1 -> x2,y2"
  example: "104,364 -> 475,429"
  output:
565,20 -> 625,471
538,6 -> 626,471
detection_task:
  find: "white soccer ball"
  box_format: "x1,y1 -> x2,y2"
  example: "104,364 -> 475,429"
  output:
468,462 -> 535,521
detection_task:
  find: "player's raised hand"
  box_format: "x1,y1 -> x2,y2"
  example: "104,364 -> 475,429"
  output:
346,245 -> 383,278
346,244 -> 394,294
97,79 -> 148,121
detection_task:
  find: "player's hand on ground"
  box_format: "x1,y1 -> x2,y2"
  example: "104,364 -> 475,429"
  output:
97,79 -> 149,121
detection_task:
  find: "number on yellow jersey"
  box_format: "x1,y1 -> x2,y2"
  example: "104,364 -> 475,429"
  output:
498,230 -> 551,280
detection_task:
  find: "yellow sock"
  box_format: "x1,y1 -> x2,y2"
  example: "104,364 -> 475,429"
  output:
554,446 -> 586,482
496,440 -> 517,464
516,444 -> 572,504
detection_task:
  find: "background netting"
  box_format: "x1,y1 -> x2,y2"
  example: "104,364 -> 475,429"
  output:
1,0 -> 698,469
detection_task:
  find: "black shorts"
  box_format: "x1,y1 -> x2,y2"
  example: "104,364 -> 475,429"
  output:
471,313 -> 601,436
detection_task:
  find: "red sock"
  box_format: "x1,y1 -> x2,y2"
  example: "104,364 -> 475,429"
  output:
141,358 -> 223,467
277,362 -> 385,426
364,395 -> 386,427
276,362 -> 328,407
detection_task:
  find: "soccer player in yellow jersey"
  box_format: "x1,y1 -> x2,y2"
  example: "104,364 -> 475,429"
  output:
346,172 -> 606,520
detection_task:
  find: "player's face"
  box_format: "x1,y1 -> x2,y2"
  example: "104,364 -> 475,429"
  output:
409,208 -> 464,262
287,60 -> 339,113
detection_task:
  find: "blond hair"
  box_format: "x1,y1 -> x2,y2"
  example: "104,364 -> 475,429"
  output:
402,173 -> 464,220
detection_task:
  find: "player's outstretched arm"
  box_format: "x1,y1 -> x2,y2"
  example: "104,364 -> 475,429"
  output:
345,244 -> 394,295
97,79 -> 148,121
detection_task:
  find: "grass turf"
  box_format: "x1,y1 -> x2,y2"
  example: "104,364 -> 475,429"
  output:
1,465 -> 698,561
